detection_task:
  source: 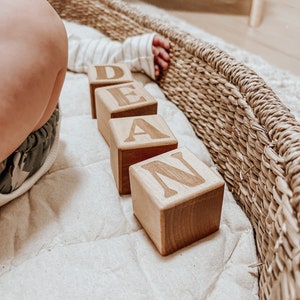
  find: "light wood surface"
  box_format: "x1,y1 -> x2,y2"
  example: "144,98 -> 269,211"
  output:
109,114 -> 178,194
132,0 -> 300,76
130,147 -> 224,256
95,81 -> 157,144
249,0 -> 264,27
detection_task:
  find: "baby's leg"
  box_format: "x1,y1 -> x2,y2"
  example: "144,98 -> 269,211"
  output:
0,0 -> 68,162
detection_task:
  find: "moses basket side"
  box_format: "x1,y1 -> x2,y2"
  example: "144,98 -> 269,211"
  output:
48,0 -> 300,299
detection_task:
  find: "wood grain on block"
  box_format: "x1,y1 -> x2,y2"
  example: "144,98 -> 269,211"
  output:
95,82 -> 158,145
109,114 -> 178,195
87,64 -> 133,118
129,147 -> 224,256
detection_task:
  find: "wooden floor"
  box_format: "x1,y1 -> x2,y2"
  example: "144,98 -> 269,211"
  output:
133,0 -> 300,77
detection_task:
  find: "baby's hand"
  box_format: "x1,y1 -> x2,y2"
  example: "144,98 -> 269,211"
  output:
152,35 -> 170,77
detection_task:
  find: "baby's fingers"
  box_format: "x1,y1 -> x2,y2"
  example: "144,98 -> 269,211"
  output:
154,65 -> 160,77
153,35 -> 170,51
159,47 -> 170,62
155,55 -> 169,70
152,46 -> 170,62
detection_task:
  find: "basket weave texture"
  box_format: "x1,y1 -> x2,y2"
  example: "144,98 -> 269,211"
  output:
48,0 -> 300,299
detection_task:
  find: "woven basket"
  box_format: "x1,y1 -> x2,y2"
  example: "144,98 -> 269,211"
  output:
48,0 -> 300,299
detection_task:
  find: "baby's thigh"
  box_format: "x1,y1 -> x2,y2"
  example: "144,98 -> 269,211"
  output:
0,0 -> 67,161
0,0 -> 67,125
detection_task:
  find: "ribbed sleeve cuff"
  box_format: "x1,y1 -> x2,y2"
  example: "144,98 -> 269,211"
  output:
122,33 -> 156,80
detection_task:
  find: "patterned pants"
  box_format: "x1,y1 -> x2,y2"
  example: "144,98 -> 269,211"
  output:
0,108 -> 59,194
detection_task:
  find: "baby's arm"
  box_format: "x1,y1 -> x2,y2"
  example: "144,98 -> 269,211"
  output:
67,26 -> 169,79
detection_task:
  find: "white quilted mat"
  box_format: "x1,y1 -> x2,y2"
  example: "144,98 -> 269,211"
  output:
0,21 -> 259,299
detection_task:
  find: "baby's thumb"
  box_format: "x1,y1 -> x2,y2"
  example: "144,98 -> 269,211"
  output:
152,46 -> 159,56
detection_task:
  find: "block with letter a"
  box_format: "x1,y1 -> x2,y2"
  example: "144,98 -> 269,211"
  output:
87,64 -> 133,118
95,82 -> 157,145
129,147 -> 224,256
109,114 -> 178,195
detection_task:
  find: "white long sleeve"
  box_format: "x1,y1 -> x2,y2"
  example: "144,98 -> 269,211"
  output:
66,22 -> 156,80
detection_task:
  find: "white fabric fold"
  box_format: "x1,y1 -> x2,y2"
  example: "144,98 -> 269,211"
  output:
0,19 -> 260,300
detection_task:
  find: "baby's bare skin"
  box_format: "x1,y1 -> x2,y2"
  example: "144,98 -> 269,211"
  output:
0,0 -> 68,162
0,0 -> 170,163
153,35 -> 171,77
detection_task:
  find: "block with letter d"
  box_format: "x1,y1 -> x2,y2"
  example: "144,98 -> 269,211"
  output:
129,147 -> 224,256
88,63 -> 133,118
95,82 -> 158,144
109,114 -> 178,195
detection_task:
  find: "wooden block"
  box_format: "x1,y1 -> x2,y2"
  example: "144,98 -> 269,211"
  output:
129,147 -> 224,256
88,64 -> 133,118
96,82 -> 158,145
109,114 -> 178,195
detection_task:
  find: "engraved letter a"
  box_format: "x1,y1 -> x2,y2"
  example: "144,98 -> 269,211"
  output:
141,151 -> 205,198
124,118 -> 169,142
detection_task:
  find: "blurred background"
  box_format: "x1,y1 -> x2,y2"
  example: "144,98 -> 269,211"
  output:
126,0 -> 300,76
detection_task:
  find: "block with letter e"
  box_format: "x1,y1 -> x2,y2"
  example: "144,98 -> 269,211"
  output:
129,147 -> 224,256
88,64 -> 133,118
95,82 -> 157,144
109,114 -> 178,195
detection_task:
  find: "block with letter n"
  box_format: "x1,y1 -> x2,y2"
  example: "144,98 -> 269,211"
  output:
87,64 -> 133,118
109,114 -> 178,195
95,82 -> 158,145
129,147 -> 224,256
